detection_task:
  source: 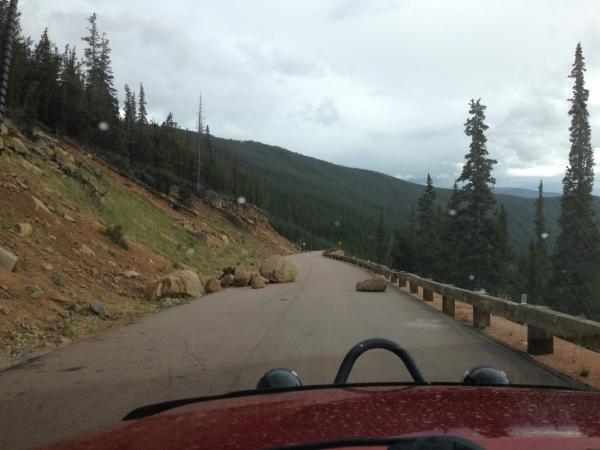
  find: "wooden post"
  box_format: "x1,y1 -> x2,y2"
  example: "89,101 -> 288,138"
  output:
409,281 -> 418,294
391,274 -> 399,285
423,288 -> 433,302
527,325 -> 553,355
442,296 -> 455,317
473,306 -> 490,329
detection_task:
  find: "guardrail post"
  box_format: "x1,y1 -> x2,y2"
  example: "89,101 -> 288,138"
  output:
442,296 -> 455,317
391,274 -> 399,285
423,288 -> 433,302
527,325 -> 553,355
409,281 -> 418,294
473,306 -> 490,329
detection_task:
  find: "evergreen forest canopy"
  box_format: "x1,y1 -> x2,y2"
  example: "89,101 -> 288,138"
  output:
3,6 -> 600,319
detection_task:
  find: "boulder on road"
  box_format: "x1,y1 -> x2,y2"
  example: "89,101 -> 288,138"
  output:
0,246 -> 18,272
259,255 -> 297,283
145,269 -> 204,301
220,273 -> 234,288
251,274 -> 266,289
233,269 -> 251,287
356,278 -> 387,292
205,278 -> 222,293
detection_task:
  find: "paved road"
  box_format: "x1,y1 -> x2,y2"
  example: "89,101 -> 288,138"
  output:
0,251 -> 577,449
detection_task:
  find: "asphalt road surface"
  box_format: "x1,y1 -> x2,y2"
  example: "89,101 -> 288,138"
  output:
0,251 -> 579,449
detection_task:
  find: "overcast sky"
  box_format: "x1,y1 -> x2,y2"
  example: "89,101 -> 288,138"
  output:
21,0 -> 600,192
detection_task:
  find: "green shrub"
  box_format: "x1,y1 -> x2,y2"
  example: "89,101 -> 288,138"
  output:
52,273 -> 64,287
104,224 -> 128,249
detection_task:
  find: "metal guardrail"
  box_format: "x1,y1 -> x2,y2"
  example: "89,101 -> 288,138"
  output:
323,250 -> 600,355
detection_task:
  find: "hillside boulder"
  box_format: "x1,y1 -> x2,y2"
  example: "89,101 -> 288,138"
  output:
356,278 -> 387,292
220,273 -> 234,288
0,247 -> 18,272
259,255 -> 297,283
15,222 -> 32,237
145,269 -> 204,301
233,269 -> 251,287
205,278 -> 222,293
251,274 -> 266,289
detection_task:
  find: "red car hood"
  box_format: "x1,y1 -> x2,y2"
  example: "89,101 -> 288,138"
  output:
40,385 -> 600,450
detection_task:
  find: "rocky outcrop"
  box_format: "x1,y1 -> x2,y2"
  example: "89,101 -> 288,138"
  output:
259,255 -> 297,283
356,278 -> 387,292
0,247 -> 18,272
145,270 -> 204,301
205,278 -> 222,293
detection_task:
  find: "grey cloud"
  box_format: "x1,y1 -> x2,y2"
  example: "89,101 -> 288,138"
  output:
19,0 -> 600,192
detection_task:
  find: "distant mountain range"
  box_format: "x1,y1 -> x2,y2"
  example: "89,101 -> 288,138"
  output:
493,187 -> 562,199
199,135 -> 600,259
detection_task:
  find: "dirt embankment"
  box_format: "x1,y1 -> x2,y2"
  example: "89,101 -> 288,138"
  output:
0,119 -> 296,368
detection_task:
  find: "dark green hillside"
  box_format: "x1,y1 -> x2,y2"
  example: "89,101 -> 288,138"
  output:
207,137 -> 600,260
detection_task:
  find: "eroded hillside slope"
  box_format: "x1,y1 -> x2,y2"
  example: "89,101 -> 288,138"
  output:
0,119 -> 295,368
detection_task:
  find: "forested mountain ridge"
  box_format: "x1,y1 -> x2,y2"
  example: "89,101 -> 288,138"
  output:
202,136 -> 600,260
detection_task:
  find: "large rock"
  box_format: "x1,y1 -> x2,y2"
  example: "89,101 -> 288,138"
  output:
89,299 -> 110,316
205,278 -> 222,293
330,249 -> 345,256
145,269 -> 204,301
251,274 -> 266,289
259,256 -> 297,283
356,278 -> 387,292
0,247 -> 18,272
15,222 -> 32,237
233,269 -> 251,287
31,196 -> 52,214
9,137 -> 28,155
220,273 -> 234,288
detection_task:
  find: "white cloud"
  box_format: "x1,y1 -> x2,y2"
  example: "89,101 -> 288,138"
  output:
506,164 -> 565,178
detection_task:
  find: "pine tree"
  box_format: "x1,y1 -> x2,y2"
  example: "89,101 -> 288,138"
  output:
526,180 -> 551,305
376,207 -> 386,263
415,174 -> 439,278
30,29 -> 61,128
551,43 -> 600,318
456,99 -> 499,291
439,182 -> 463,285
81,14 -> 119,147
137,83 -> 147,125
58,44 -> 86,136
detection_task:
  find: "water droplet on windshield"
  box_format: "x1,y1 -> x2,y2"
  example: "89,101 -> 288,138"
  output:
334,220 -> 340,227
98,121 -> 109,131
237,196 -> 246,204
541,232 -> 549,239
448,209 -> 457,216
468,274 -> 475,281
